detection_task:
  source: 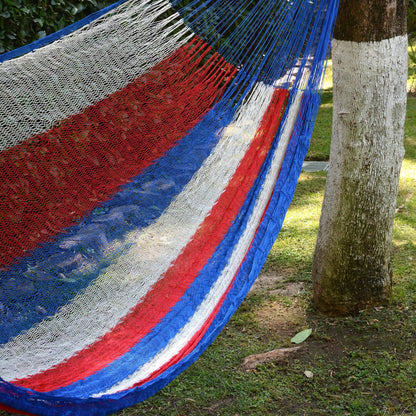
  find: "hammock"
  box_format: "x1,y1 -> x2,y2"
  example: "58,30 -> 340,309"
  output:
0,0 -> 338,414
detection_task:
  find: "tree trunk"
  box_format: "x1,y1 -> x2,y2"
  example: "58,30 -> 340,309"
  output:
312,0 -> 408,315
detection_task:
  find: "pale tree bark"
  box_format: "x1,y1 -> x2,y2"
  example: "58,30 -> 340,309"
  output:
312,0 -> 408,315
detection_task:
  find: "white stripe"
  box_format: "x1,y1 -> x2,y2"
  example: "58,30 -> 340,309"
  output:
96,91 -> 303,396
0,0 -> 193,151
0,83 -> 276,382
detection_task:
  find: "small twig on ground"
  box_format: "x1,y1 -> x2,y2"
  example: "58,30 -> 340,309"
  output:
241,346 -> 303,371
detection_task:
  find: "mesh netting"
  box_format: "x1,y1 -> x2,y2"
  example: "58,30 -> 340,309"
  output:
0,0 -> 339,414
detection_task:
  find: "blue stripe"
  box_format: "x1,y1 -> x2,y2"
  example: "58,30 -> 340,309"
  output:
111,90 -> 322,413
0,103 -> 234,345
48,90 -> 291,399
106,1 -> 338,407
0,0 -> 128,63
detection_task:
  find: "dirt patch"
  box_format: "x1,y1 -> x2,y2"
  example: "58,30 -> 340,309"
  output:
250,272 -> 308,339
246,273 -> 350,370
244,270 -> 416,412
255,301 -> 306,336
250,272 -> 305,297
203,397 -> 236,414
250,272 -> 286,292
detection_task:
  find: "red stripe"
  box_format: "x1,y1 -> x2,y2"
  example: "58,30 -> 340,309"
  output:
0,38 -> 236,268
0,404 -> 35,416
0,279 -> 229,415
134,274 -> 233,389
14,88 -> 289,392
96,101 -> 291,390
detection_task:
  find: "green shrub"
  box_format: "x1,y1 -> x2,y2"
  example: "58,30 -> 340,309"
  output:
0,0 -> 113,53
408,0 -> 416,34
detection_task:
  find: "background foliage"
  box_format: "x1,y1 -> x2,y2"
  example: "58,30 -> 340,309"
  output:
408,0 -> 416,33
0,0 -> 415,54
0,0 -> 113,53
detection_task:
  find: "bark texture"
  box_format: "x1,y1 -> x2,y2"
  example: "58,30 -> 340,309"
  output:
334,0 -> 407,42
312,0 -> 408,315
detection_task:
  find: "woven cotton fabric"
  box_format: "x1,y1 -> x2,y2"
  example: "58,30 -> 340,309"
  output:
0,0 -> 339,414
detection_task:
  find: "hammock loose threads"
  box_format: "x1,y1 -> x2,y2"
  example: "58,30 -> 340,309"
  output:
0,0 -> 339,414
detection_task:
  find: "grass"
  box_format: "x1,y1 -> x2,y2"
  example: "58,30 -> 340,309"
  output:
1,61 -> 415,416
305,90 -> 333,161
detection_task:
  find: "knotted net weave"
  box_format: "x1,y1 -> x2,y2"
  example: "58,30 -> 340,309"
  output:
0,0 -> 338,414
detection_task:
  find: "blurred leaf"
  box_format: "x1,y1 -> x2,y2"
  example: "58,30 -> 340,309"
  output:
33,17 -> 44,26
36,30 -> 47,39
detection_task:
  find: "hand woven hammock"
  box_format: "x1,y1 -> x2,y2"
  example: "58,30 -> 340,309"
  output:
0,0 -> 338,414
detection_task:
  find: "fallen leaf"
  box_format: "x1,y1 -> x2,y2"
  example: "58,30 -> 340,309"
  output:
291,328 -> 312,344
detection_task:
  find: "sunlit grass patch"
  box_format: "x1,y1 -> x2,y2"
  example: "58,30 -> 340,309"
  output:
263,172 -> 326,278
308,91 -> 332,160
408,36 -> 416,94
321,60 -> 333,90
